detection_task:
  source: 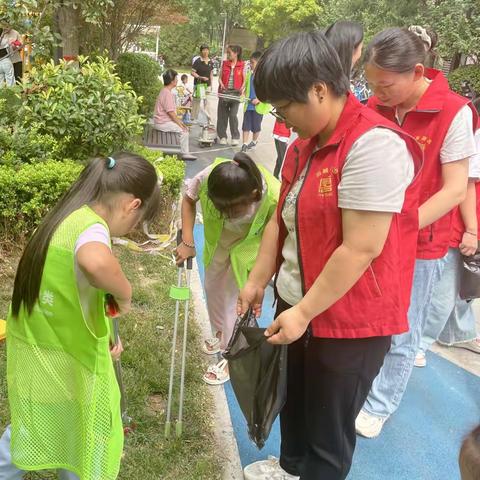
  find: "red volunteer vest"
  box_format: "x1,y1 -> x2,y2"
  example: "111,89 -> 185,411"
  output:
219,59 -> 245,91
368,69 -> 478,259
277,94 -> 423,338
450,120 -> 480,247
273,120 -> 291,138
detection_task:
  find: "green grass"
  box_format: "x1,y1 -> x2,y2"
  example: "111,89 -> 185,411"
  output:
0,247 -> 221,480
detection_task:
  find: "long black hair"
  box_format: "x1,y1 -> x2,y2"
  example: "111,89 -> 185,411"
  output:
325,20 -> 364,79
365,27 -> 426,73
254,31 -> 350,104
228,45 -> 243,61
207,152 -> 263,216
12,152 -> 160,317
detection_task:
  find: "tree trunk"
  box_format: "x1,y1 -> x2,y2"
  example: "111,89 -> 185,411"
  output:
57,3 -> 80,61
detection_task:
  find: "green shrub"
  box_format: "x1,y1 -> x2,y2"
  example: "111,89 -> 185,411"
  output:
0,87 -> 22,127
0,124 -> 70,167
448,65 -> 480,96
159,24 -> 203,67
116,53 -> 163,117
0,160 -> 82,238
129,144 -> 185,196
19,56 -> 145,161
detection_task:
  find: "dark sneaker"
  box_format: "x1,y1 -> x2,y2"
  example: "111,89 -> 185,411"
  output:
247,141 -> 257,150
241,144 -> 248,152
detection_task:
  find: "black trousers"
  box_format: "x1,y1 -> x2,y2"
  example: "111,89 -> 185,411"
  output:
216,98 -> 240,140
276,297 -> 391,480
13,61 -> 22,83
273,139 -> 287,179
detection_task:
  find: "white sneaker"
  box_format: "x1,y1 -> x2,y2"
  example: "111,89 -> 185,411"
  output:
219,137 -> 227,145
414,352 -> 426,367
355,410 -> 387,438
244,456 -> 299,480
231,139 -> 240,146
452,338 -> 480,354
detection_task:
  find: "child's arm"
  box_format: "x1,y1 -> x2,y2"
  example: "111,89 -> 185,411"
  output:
176,194 -> 197,264
77,243 -> 132,315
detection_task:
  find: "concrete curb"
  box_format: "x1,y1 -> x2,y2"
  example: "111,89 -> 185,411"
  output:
190,257 -> 244,480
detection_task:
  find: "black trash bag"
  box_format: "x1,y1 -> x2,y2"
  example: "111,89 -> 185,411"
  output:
460,251 -> 480,300
223,308 -> 287,449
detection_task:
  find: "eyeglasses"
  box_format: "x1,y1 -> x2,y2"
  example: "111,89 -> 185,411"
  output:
270,108 -> 287,122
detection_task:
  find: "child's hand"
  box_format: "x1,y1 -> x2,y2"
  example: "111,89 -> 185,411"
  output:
110,337 -> 124,361
114,297 -> 132,316
175,242 -> 195,265
252,98 -> 260,105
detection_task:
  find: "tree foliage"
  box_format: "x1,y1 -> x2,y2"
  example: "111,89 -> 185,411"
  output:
242,0 -> 322,42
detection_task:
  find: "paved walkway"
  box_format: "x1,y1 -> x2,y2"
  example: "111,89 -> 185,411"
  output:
182,74 -> 480,480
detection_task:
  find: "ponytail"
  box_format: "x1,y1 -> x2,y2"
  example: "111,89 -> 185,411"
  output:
11,151 -> 159,318
207,153 -> 263,216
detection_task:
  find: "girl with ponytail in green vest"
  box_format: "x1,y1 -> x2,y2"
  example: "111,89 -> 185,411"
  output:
0,152 -> 160,480
176,152 -> 279,385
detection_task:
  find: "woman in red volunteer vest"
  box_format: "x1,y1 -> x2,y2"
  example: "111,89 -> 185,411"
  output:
356,27 -> 477,439
417,103 -> 480,364
217,44 -> 245,146
238,31 -> 422,480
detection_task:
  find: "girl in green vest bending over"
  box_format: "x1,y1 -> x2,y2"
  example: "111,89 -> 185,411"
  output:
176,152 -> 280,385
0,153 -> 160,480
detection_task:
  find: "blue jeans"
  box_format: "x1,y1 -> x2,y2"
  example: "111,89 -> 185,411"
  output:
0,425 -> 79,480
419,248 -> 477,353
363,257 -> 446,418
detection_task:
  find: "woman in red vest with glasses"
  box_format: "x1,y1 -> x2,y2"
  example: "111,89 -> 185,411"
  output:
238,31 -> 422,480
355,27 -> 477,439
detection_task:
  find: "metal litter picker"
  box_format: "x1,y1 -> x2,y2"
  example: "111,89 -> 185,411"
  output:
107,296 -> 135,435
165,230 -> 193,438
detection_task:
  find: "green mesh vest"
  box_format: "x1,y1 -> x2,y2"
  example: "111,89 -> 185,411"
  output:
6,206 -> 123,480
199,158 -> 280,288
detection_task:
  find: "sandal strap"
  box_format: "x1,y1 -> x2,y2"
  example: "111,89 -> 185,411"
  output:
206,359 -> 228,377
205,337 -> 220,347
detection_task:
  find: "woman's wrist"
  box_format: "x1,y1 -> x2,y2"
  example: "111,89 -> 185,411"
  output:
465,230 -> 478,237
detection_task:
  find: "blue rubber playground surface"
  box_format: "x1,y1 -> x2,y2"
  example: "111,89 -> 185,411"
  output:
194,224 -> 480,480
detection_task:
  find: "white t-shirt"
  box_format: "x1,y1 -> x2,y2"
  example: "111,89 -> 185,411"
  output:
440,105 -> 476,164
276,127 -> 415,306
74,223 -> 110,330
469,129 -> 480,179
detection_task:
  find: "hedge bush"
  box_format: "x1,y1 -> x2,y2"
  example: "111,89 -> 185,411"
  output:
129,145 -> 185,196
448,65 -> 480,96
116,53 -> 163,117
19,56 -> 145,161
0,150 -> 185,239
0,160 -> 82,238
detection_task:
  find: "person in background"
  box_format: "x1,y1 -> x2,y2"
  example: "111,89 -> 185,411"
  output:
217,45 -> 246,146
460,425 -> 480,480
272,119 -> 291,179
241,51 -> 264,153
325,20 -> 364,80
192,44 -> 214,121
178,73 -> 192,124
1,24 -> 23,82
153,69 -> 197,161
325,20 -> 370,104
0,26 -> 14,87
415,97 -> 480,366
356,27 -> 476,439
